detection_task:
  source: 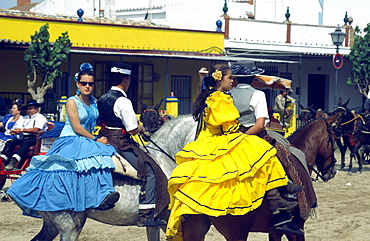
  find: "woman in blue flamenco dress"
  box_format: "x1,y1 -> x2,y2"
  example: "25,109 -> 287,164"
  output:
7,63 -> 119,217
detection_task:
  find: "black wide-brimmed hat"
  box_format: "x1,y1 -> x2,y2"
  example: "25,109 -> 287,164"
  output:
230,60 -> 265,77
22,99 -> 43,109
104,62 -> 132,76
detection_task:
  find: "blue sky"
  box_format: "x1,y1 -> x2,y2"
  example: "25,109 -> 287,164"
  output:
0,0 -> 42,9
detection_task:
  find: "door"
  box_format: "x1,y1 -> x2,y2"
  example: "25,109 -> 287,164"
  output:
307,74 -> 327,110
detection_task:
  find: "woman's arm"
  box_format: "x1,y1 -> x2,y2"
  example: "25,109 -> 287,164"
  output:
66,98 -> 95,139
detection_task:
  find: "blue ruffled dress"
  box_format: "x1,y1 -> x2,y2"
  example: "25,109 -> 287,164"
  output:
7,96 -> 116,217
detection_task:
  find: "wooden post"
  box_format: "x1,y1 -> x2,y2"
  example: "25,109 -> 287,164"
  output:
223,15 -> 230,39
286,21 -> 291,44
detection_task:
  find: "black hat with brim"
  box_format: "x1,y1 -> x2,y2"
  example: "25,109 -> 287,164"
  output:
230,60 -> 265,77
22,99 -> 43,109
103,62 -> 132,76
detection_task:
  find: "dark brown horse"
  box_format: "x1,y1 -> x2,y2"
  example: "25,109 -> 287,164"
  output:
332,98 -> 362,174
298,104 -> 316,126
179,115 -> 338,241
139,98 -> 173,136
345,114 -> 370,174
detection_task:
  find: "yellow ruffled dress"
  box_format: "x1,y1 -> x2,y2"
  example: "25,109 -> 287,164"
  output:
165,91 -> 288,240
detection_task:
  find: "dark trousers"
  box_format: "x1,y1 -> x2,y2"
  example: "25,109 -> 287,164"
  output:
1,137 -> 35,166
120,150 -> 156,206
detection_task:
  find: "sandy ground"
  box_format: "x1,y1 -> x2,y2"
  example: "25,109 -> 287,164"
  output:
1,150 -> 370,241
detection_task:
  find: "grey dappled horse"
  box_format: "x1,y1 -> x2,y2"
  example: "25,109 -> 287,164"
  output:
31,115 -> 197,241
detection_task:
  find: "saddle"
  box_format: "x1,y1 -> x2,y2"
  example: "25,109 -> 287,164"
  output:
265,130 -> 317,220
112,153 -> 139,180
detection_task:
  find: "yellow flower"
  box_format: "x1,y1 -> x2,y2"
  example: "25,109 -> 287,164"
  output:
212,70 -> 222,81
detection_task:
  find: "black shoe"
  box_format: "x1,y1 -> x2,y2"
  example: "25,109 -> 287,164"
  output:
286,184 -> 304,194
274,222 -> 304,235
95,192 -> 120,210
142,211 -> 166,227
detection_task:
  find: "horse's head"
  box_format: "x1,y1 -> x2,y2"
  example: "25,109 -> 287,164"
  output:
315,114 -> 339,182
139,98 -> 165,135
298,104 -> 315,126
332,97 -> 351,124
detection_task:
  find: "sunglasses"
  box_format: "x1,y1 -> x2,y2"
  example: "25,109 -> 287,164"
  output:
79,81 -> 95,86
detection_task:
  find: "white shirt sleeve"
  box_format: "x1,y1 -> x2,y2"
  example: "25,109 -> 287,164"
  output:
113,96 -> 138,132
33,113 -> 48,130
250,90 -> 269,121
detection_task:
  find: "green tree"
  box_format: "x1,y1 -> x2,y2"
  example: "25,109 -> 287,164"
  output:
347,23 -> 370,97
24,23 -> 72,103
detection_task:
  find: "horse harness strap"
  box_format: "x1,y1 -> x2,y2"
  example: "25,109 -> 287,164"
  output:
338,114 -> 363,126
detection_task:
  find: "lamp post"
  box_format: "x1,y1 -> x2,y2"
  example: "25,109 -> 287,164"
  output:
329,26 -> 346,108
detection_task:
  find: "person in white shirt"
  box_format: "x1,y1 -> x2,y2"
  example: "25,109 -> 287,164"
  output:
1,99 -> 47,170
97,62 -> 168,227
364,88 -> 370,113
273,90 -> 296,127
230,60 -> 304,235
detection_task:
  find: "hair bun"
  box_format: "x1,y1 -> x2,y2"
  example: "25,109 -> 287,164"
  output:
79,63 -> 93,72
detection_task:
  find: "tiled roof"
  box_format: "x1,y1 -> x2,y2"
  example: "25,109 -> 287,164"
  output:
0,9 -> 167,27
9,3 -> 38,12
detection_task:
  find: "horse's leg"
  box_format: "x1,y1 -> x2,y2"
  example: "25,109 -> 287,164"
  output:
146,227 -> 160,241
46,210 -> 88,241
336,139 -> 346,168
210,212 -> 257,241
182,214 -> 211,241
31,212 -> 59,241
356,149 -> 363,174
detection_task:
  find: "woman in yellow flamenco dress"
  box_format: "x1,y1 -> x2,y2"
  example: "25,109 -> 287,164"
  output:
166,64 -> 290,241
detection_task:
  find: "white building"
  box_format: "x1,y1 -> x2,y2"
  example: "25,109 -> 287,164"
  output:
12,0 -> 368,111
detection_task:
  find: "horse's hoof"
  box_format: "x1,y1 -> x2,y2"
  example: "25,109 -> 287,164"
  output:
347,172 -> 352,175
356,170 -> 362,174
340,165 -> 345,169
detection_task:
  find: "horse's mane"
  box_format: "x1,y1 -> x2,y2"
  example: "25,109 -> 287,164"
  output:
145,114 -> 197,178
288,117 -> 327,141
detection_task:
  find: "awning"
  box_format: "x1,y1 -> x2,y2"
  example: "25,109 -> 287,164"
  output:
70,49 -> 300,63
251,74 -> 292,91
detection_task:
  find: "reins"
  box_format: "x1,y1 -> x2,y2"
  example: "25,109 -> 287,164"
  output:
138,134 -> 176,163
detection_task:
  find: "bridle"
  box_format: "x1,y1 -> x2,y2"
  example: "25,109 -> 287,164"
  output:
309,125 -> 336,182
140,109 -> 166,134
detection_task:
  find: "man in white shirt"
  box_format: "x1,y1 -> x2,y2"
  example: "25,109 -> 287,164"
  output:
273,90 -> 296,127
98,62 -> 168,227
1,99 -> 47,170
230,60 -> 304,235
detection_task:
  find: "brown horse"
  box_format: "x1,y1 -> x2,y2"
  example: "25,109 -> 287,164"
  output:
178,115 -> 338,241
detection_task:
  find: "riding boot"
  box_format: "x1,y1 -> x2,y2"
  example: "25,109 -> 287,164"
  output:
266,188 -> 298,215
272,211 -> 304,235
285,183 -> 304,194
95,192 -> 120,211
138,208 -> 166,227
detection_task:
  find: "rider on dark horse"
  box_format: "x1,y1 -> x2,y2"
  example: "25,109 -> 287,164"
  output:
98,62 -> 168,227
230,60 -> 304,235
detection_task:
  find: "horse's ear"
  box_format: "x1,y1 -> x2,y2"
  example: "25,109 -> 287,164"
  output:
308,104 -> 314,110
153,98 -> 164,111
139,99 -> 148,112
343,98 -> 350,108
299,103 -> 305,110
338,97 -> 342,107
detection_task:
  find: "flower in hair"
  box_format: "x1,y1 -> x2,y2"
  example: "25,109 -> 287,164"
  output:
212,70 -> 222,81
80,63 -> 93,72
